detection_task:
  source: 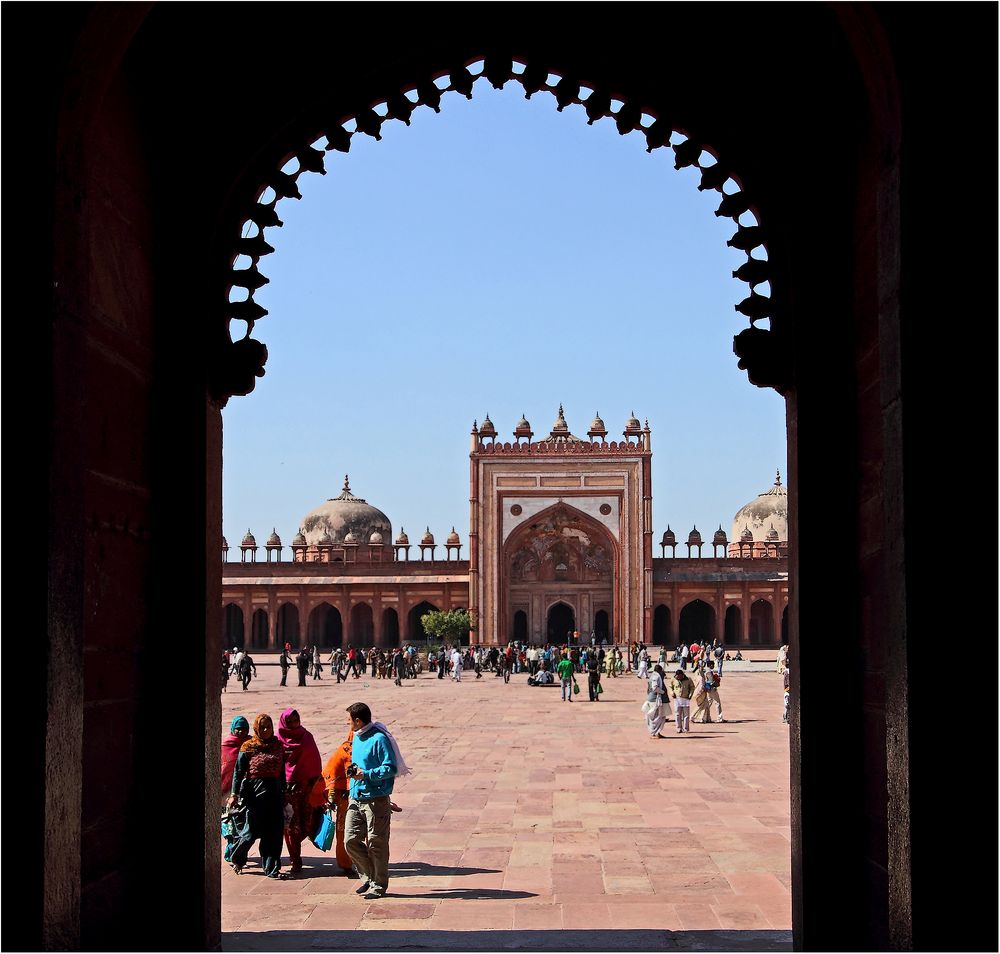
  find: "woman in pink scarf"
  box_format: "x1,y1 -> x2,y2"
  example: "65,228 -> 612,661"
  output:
220,716 -> 250,806
277,707 -> 323,874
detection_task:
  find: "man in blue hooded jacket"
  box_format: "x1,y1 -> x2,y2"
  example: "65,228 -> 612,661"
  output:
344,702 -> 397,899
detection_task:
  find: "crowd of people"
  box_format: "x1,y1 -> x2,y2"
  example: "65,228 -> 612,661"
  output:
220,638 -> 790,888
221,701 -> 408,894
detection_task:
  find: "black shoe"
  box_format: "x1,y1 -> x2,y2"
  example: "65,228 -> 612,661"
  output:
364,888 -> 386,900
355,881 -> 371,894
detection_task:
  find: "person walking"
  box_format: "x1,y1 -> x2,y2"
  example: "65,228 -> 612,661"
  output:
645,664 -> 669,738
227,713 -> 287,879
222,652 -> 231,693
239,651 -> 257,691
586,652 -> 602,701
312,645 -> 323,680
668,669 -> 695,733
295,647 -> 310,687
393,649 -> 406,687
322,728 -> 357,875
692,659 -> 724,723
450,645 -> 463,682
502,647 -> 513,684
278,647 -> 292,687
637,646 -> 649,680
437,645 -> 447,679
277,707 -> 324,875
557,653 -> 575,702
344,702 -> 405,900
679,642 -> 690,670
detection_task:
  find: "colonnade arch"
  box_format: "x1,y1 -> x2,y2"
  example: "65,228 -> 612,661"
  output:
749,598 -> 774,645
725,605 -> 742,644
223,604 -> 244,649
678,599 -> 715,645
250,608 -> 268,649
407,601 -> 439,641
652,604 -> 672,645
276,602 -> 300,647
307,602 -> 342,648
349,603 -> 375,647
381,608 -> 400,647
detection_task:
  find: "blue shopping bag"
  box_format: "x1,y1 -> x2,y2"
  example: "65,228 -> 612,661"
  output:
310,809 -> 335,852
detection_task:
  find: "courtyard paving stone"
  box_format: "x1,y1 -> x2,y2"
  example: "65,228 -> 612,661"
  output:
222,664 -> 791,950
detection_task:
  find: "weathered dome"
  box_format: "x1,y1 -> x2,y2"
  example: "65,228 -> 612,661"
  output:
421,527 -> 435,545
318,529 -> 334,545
266,528 -> 281,547
661,526 -> 676,546
766,524 -> 780,542
222,536 -> 229,549
590,412 -> 606,430
740,525 -> 754,542
395,527 -> 409,546
624,411 -> 642,433
687,525 -> 703,545
447,526 -> 460,545
369,531 -> 384,545
479,414 -> 497,437
713,526 -> 728,545
344,530 -> 358,545
241,529 -> 256,547
731,470 -> 788,544
292,528 -> 307,547
516,414 -> 531,431
300,474 -> 392,548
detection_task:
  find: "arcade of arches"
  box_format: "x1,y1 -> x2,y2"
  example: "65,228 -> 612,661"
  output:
223,411 -> 787,648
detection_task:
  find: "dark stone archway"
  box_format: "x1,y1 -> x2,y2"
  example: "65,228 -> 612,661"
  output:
679,600 -> 715,646
27,8 -> 997,953
652,604 -> 672,645
749,599 -> 774,645
547,602 -> 575,643
725,605 -> 742,644
250,608 -> 268,649
224,604 -> 244,649
276,603 -> 300,647
382,608 -> 400,647
407,601 -> 439,642
307,603 -> 342,649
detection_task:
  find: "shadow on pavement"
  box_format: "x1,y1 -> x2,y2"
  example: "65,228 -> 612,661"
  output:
389,861 -> 502,878
224,928 -> 793,951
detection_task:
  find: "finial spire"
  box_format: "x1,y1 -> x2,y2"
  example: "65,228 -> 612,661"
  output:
343,473 -> 350,492
775,469 -> 782,487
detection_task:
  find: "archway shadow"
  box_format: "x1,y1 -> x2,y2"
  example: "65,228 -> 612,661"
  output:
224,928 -> 792,952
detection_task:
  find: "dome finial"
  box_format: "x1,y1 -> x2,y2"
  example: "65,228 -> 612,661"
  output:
343,473 -> 351,492
775,469 -> 782,487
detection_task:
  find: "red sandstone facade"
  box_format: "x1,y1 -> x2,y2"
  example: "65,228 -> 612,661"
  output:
223,409 -> 788,648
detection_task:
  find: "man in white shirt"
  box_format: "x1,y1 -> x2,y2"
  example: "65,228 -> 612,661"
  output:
450,646 -> 463,682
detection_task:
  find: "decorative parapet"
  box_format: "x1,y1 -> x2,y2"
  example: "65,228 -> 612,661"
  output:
472,439 -> 649,456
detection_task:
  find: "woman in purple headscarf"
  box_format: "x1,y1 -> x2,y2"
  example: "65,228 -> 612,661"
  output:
277,707 -> 324,874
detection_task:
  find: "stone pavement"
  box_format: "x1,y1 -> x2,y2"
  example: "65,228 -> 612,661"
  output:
221,664 -> 791,951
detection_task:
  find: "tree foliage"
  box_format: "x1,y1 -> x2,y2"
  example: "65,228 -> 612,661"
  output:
420,608 -> 474,645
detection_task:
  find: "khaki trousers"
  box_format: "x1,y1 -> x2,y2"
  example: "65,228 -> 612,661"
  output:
345,797 -> 392,892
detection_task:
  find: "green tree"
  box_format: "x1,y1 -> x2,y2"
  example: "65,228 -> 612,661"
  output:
420,608 -> 474,647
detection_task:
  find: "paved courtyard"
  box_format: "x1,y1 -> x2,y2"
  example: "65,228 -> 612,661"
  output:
222,660 -> 791,951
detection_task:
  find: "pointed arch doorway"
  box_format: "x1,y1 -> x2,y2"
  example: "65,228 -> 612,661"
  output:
547,602 -> 575,643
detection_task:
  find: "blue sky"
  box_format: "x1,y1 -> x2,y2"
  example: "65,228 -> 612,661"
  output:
222,80 -> 786,552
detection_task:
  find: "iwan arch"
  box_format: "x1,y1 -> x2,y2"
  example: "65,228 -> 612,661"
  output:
27,5 -> 996,953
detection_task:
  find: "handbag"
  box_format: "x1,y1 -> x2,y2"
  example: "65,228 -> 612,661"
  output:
572,681 -> 580,695
310,809 -> 336,852
640,700 -> 657,716
596,683 -> 603,695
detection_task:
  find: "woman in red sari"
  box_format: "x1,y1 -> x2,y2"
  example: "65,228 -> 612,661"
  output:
277,707 -> 324,874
